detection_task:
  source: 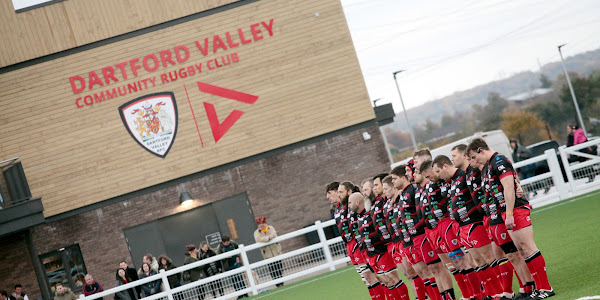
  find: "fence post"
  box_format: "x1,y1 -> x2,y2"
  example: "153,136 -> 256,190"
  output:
159,269 -> 175,300
315,220 -> 335,271
239,244 -> 258,296
559,146 -> 576,194
545,149 -> 569,200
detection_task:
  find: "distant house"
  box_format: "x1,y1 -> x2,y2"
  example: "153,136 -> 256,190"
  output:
507,88 -> 554,103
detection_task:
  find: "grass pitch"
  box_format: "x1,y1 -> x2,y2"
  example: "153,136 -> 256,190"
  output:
251,190 -> 600,300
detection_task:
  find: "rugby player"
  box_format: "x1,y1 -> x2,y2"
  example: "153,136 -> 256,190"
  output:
414,150 -> 482,300
453,145 -> 535,299
385,171 -> 428,300
352,186 -> 409,300
362,178 -> 375,210
433,155 -> 506,300
392,165 -> 448,300
330,182 -> 385,299
359,173 -> 408,299
467,138 -> 554,299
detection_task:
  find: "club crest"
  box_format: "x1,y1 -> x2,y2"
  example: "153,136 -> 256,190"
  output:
119,92 -> 178,158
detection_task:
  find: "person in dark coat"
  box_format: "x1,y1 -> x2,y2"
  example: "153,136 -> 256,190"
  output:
217,236 -> 248,299
158,255 -> 181,289
119,261 -> 141,296
199,241 -> 224,298
183,244 -> 207,300
82,274 -> 103,296
115,268 -> 139,300
139,263 -> 161,297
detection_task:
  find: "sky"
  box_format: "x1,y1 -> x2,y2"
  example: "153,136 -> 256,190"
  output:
340,0 -> 600,113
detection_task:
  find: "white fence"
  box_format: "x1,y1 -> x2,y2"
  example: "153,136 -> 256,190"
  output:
513,139 -> 599,206
80,220 -> 348,300
80,140 -> 599,300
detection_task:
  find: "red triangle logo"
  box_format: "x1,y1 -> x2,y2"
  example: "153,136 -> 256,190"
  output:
196,82 -> 259,143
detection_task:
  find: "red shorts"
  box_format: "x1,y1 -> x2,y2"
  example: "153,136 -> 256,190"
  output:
483,216 -> 493,241
366,252 -> 397,274
346,240 -> 366,265
401,242 -> 415,265
458,222 -> 491,248
388,242 -> 403,265
410,234 -> 440,265
437,218 -> 461,253
502,204 -> 532,231
425,228 -> 444,253
489,222 -> 514,246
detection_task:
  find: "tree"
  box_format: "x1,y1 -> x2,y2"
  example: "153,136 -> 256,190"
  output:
501,111 -> 547,145
474,92 -> 509,131
539,74 -> 552,88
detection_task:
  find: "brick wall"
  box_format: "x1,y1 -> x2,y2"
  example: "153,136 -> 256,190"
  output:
0,232 -> 38,299
3,122 -> 390,299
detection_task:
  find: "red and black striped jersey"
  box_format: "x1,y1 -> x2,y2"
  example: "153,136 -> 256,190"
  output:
384,195 -> 402,243
448,168 -> 484,227
482,152 -> 529,225
399,183 -> 426,241
334,202 -> 352,244
419,180 -> 441,229
466,166 -> 488,216
351,208 -> 366,251
358,195 -> 390,256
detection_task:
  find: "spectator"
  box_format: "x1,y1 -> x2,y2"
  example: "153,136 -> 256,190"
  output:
198,241 -> 224,298
82,274 -> 103,296
158,255 -> 181,288
510,139 -> 534,179
53,283 -> 76,300
10,284 -> 28,300
217,236 -> 248,299
139,254 -> 159,274
1,291 -> 9,300
139,263 -> 161,297
567,125 -> 597,182
183,244 -> 207,300
119,261 -> 141,296
115,268 -> 139,300
253,217 -> 284,288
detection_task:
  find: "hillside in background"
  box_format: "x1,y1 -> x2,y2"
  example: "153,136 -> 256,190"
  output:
387,48 -> 600,131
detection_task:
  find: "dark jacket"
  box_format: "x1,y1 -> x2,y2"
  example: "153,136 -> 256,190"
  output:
183,252 -> 206,282
82,281 -> 103,296
139,270 -> 161,296
217,241 -> 240,271
198,248 -> 222,277
124,267 -> 141,295
115,280 -> 138,300
158,255 -> 181,288
512,144 -> 531,162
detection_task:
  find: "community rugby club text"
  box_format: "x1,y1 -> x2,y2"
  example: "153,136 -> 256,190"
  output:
69,19 -> 274,108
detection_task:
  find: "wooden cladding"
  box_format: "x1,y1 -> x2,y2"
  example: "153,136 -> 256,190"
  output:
0,0 -> 241,67
0,0 -> 375,217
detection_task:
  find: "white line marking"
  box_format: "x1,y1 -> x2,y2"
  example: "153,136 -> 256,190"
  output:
575,296 -> 600,300
252,267 -> 356,299
533,189 -> 600,214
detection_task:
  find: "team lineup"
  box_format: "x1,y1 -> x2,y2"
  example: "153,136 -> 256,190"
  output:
328,138 -> 554,300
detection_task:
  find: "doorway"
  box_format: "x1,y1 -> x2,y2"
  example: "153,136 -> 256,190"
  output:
123,193 -> 261,268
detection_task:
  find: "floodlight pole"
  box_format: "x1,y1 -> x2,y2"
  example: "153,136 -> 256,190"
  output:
558,44 -> 587,136
393,70 -> 418,151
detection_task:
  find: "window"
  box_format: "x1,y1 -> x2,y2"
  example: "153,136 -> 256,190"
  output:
40,244 -> 87,296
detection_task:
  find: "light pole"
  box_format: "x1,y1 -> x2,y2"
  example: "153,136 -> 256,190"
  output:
558,44 -> 587,136
393,70 -> 418,151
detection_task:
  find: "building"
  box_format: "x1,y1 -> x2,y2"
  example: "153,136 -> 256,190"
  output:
0,0 -> 390,299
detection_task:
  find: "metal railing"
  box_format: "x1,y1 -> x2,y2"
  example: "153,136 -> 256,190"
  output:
80,220 -> 348,300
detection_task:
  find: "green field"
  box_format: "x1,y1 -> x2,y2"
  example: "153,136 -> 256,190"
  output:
251,190 -> 600,300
